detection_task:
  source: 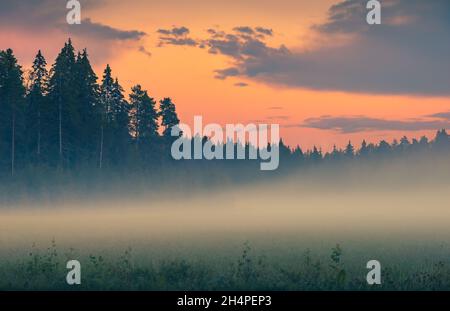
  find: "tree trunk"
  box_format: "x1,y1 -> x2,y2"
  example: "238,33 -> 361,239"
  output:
37,110 -> 41,157
59,101 -> 62,167
99,124 -> 104,169
58,76 -> 63,168
11,111 -> 15,177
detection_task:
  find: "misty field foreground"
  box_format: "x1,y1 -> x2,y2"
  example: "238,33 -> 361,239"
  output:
1,156 -> 450,290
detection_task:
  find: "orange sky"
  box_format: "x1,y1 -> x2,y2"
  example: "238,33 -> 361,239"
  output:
1,0 -> 449,151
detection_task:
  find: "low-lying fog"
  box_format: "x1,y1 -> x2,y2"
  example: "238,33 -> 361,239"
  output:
1,155 -> 450,255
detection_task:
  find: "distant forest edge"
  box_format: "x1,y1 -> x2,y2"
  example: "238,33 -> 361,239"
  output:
1,40 -> 449,182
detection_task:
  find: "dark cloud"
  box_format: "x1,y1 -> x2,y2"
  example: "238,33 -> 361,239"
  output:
206,28 -> 226,39
263,0 -> 450,96
233,26 -> 273,39
157,26 -> 190,37
233,26 -> 255,35
157,26 -> 198,47
313,0 -> 368,34
0,0 -> 146,42
201,26 -> 289,79
299,115 -> 450,133
207,36 -> 243,57
138,46 -> 152,58
158,1 -> 450,96
234,82 -> 249,87
158,37 -> 198,47
214,67 -> 240,80
427,111 -> 450,121
0,0 -> 148,65
157,25 -> 276,56
0,0 -> 92,28
255,27 -> 273,36
67,18 -> 146,41
205,32 -> 290,80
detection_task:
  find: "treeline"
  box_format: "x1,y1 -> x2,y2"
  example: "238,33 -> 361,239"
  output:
0,39 -> 180,177
1,39 -> 449,180
281,129 -> 450,166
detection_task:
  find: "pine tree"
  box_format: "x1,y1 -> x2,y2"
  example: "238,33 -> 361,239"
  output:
98,65 -> 114,168
399,136 -> 410,151
99,66 -> 130,167
433,129 -> 449,151
100,65 -> 114,120
111,78 -> 131,160
292,145 -> 304,161
47,39 -> 76,167
359,140 -> 369,157
419,136 -> 429,150
279,139 -> 292,165
129,85 -> 159,146
74,49 -> 100,165
159,97 -> 180,137
112,79 -> 130,135
26,50 -> 48,161
310,146 -> 322,163
345,141 -> 354,158
0,50 -> 6,173
0,49 -> 25,176
377,140 -> 391,155
330,144 -> 342,160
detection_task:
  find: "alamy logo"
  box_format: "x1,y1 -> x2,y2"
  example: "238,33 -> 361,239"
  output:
66,260 -> 81,285
366,260 -> 381,285
170,116 -> 280,171
366,0 -> 381,25
66,0 -> 81,25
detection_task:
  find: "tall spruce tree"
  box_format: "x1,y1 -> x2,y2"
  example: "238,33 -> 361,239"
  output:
434,129 -> 449,151
129,85 -> 159,146
26,50 -> 49,162
74,49 -> 100,165
359,140 -> 369,157
0,50 -> 6,173
111,78 -> 131,162
0,49 -> 25,176
159,97 -> 180,137
345,141 -> 354,158
310,146 -> 322,163
99,66 -> 131,167
47,39 -> 76,167
99,65 -> 114,168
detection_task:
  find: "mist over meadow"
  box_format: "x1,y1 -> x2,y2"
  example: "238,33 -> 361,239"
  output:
1,144 -> 450,290
1,151 -> 449,252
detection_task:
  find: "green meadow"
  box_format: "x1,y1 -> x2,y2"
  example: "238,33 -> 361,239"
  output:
2,238 -> 450,290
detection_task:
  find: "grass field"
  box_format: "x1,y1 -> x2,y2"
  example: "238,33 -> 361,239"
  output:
2,237 -> 450,290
